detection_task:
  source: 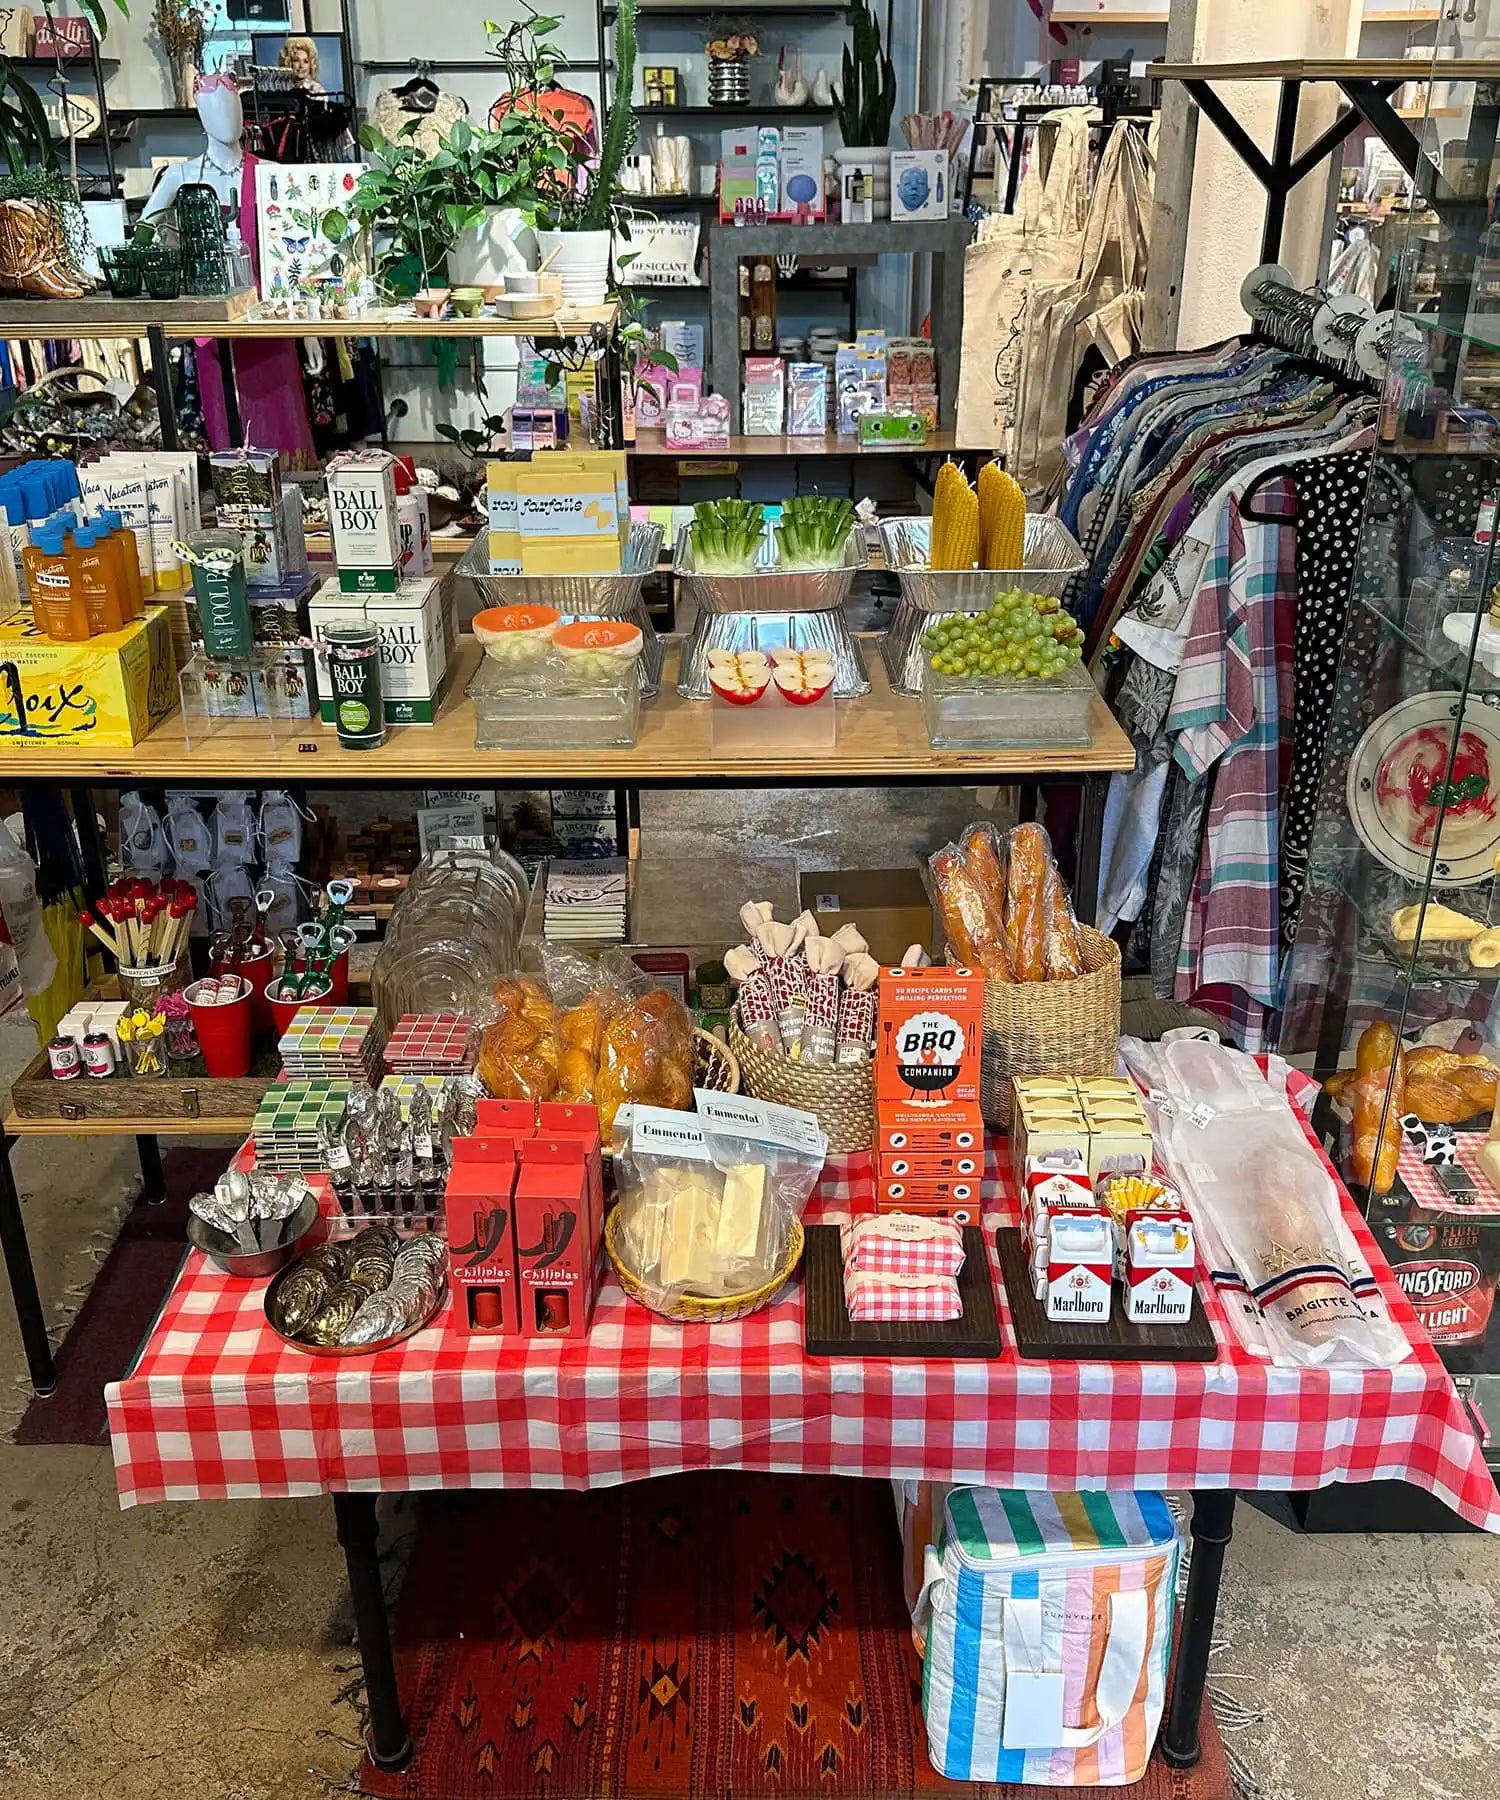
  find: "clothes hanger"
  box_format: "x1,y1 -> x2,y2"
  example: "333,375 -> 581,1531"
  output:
392,62 -> 440,113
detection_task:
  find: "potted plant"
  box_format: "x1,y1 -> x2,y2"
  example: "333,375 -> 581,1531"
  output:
705,26 -> 759,109
832,0 -> 896,217
152,0 -> 210,108
533,0 -> 640,308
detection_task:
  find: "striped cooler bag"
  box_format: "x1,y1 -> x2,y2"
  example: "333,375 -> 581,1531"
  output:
918,1487 -> 1180,1786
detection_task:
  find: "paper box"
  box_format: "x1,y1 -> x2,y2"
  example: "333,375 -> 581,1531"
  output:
310,577 -> 450,725
444,1138 -> 521,1336
0,604 -> 174,750
327,450 -> 401,587
779,123 -> 825,216
891,149 -> 948,221
1124,1215 -> 1195,1325
878,1109 -> 983,1155
876,965 -> 984,1107
514,1138 -> 599,1337
876,1175 -> 978,1222
537,1099 -> 605,1255
801,867 -> 936,966
1046,1211 -> 1113,1324
882,1149 -> 980,1179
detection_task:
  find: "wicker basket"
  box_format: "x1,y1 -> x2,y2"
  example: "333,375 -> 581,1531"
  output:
729,1007 -> 875,1153
606,1206 -> 804,1323
971,926 -> 1122,1129
693,1028 -> 740,1095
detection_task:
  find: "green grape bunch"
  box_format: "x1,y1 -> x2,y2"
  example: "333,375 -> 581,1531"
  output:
919,587 -> 1085,680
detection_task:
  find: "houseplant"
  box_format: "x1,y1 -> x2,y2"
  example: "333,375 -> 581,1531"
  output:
533,0 -> 639,307
152,0 -> 211,108
832,0 -> 896,217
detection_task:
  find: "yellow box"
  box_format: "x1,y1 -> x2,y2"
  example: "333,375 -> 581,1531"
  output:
0,605 -> 176,750
518,534 -> 622,576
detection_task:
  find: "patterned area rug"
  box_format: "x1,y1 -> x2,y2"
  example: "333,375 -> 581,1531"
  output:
360,1474 -> 1230,1799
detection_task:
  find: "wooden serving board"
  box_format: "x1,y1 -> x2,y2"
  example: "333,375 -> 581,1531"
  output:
803,1223 -> 1001,1358
8,1045 -> 274,1127
995,1227 -> 1219,1362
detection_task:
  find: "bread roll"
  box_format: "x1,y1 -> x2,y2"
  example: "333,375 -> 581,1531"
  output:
1350,1021 -> 1403,1194
959,823 -> 1008,914
932,849 -> 1012,980
1042,864 -> 1085,980
1404,1075 -> 1476,1125
1004,823 -> 1048,982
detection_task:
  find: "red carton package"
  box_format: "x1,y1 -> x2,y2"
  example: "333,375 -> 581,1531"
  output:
876,966 -> 984,1107
476,1097 -> 539,1137
882,1149 -> 981,1180
515,1138 -> 599,1338
537,1099 -> 604,1248
878,1111 -> 983,1155
875,1176 -> 979,1224
445,1137 -> 521,1336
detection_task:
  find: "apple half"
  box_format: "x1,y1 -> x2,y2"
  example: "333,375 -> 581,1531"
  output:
769,647 -> 836,705
706,648 -> 772,705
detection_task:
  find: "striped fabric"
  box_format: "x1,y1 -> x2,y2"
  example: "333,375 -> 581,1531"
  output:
922,1487 -> 1180,1786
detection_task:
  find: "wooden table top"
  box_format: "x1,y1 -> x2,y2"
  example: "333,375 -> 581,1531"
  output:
0,640 -> 1137,784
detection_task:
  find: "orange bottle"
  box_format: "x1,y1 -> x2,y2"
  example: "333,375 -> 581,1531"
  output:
23,523 -> 90,641
69,523 -> 125,635
98,510 -> 145,619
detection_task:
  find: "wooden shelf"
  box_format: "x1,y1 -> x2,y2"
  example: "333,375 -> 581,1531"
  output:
1149,58 -> 1500,81
4,1106 -> 256,1138
630,427 -> 964,457
0,302 -> 618,341
0,639 -> 1135,783
636,105 -> 836,119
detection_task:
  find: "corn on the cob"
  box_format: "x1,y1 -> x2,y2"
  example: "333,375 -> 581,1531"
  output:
931,462 -> 979,570
979,462 -> 1026,571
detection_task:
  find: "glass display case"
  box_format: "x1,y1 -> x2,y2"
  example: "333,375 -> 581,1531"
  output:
1281,31 -> 1500,1442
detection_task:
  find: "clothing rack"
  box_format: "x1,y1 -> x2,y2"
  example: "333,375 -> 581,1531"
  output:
360,56 -> 604,75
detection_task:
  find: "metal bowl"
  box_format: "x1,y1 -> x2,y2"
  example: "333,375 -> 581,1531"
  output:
187,1191 -> 321,1278
454,522 -> 663,612
878,514 -> 1086,613
672,523 -> 863,614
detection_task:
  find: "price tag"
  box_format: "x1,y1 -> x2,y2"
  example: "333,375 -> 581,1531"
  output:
1186,1102 -> 1215,1130
1148,1087 -> 1176,1118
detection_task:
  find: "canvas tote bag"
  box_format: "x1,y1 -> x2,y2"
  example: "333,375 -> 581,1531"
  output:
1008,119 -> 1156,490
955,109 -> 1091,452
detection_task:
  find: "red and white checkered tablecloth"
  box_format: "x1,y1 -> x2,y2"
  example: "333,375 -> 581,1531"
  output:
1399,1133 -> 1500,1215
105,1104 -> 1500,1531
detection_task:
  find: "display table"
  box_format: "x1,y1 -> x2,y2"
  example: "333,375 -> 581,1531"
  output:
105,1098 -> 1500,1776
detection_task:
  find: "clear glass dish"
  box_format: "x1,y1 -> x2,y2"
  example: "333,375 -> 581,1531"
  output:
920,663 -> 1098,750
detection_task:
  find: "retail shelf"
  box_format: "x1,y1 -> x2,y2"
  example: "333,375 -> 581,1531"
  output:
636,105 -> 837,119
0,639 -> 1134,783
1148,57 -> 1500,80
1404,306 -> 1500,356
608,1 -> 848,13
620,191 -> 720,210
6,54 -> 118,69
0,301 -> 620,340
630,426 -> 961,456
3,1105 -> 258,1138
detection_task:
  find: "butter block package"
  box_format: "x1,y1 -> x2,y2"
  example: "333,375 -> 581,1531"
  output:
0,604 -> 175,750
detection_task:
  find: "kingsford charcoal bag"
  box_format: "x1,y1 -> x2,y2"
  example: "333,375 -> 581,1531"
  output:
919,1487 -> 1180,1786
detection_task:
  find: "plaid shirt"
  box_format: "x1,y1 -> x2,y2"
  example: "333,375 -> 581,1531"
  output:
1169,482 -> 1297,1048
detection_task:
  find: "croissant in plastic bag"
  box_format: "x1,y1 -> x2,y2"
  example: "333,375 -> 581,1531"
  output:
596,986 -> 695,1133
476,976 -> 561,1102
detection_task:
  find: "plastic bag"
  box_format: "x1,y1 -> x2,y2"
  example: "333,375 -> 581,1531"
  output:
0,817 -> 55,998
931,819 -> 1085,984
475,974 -> 561,1102
119,790 -> 167,877
539,945 -> 694,1130
1120,1035 -> 1411,1369
612,1095 -> 827,1302
212,791 -> 257,867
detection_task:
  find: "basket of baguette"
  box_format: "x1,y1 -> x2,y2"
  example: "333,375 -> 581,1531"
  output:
930,820 -> 1121,1129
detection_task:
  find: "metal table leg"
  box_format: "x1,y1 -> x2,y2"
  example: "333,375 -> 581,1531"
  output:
0,1132 -> 56,1396
135,1134 -> 165,1206
1073,772 -> 1109,930
1161,1489 -> 1236,1768
333,1491 -> 413,1772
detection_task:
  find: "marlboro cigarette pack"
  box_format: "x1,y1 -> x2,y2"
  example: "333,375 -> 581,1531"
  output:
1046,1210 -> 1113,1324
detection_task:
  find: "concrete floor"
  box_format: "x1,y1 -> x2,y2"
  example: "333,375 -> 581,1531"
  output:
1,786 -> 1499,1798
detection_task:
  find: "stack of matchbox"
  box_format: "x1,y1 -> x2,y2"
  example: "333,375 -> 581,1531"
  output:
873,965 -> 986,1223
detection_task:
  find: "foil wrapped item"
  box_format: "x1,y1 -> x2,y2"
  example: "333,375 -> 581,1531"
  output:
303,1282 -> 364,1346
347,1248 -> 396,1292
340,1292 -> 410,1348
269,1263 -> 333,1335
299,1242 -> 347,1283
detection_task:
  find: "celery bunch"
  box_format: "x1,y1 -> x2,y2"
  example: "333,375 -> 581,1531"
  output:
775,497 -> 857,571
689,499 -> 766,574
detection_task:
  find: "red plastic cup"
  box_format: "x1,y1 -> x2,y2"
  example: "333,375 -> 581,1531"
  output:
292,950 -> 349,1004
236,948 -> 276,1033
185,977 -> 253,1078
266,975 -> 334,1044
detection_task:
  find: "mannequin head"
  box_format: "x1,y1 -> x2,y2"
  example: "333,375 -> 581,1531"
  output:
194,71 -> 244,148
279,36 -> 319,86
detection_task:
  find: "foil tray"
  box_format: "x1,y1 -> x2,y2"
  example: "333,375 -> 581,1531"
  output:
455,521 -> 664,610
878,515 -> 1086,613
672,524 -> 863,615
677,611 -> 870,699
